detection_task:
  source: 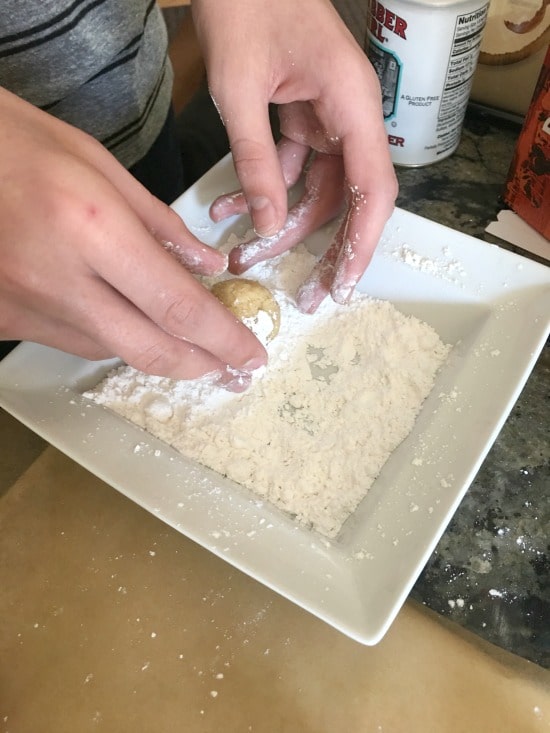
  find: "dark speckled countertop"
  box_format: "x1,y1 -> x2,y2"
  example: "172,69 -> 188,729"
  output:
398,105 -> 549,669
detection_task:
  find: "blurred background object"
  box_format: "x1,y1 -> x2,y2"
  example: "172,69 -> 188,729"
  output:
470,0 -> 550,116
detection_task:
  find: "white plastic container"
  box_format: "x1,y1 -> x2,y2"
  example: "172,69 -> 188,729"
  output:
365,0 -> 490,166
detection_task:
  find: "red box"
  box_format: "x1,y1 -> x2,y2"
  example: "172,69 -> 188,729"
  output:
503,46 -> 550,241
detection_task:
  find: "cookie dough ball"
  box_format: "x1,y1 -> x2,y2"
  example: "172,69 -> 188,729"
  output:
211,278 -> 280,344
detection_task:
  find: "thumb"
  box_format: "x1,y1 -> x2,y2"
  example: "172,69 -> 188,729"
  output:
218,92 -> 288,237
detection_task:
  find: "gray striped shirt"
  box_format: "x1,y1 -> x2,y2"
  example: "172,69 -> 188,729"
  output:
0,0 -> 173,168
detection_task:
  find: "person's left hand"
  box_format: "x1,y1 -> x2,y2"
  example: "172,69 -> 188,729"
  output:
192,0 -> 398,313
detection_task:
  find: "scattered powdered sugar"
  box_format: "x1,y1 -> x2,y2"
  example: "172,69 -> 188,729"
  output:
85,238 -> 451,538
391,243 -> 466,283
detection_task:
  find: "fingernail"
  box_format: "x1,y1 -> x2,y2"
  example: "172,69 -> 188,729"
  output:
241,354 -> 267,371
217,362 -> 265,392
331,279 -> 354,305
249,196 -> 278,237
221,371 -> 252,393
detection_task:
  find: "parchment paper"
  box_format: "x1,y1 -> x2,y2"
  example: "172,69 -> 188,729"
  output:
1,448 -> 548,732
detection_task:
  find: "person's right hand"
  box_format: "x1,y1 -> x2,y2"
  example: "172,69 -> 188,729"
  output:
0,88 -> 266,389
193,0 -> 398,314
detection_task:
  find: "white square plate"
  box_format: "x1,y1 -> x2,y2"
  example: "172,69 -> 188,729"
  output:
1,155 -> 548,645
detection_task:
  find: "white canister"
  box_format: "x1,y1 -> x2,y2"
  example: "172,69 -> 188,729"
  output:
365,0 -> 490,166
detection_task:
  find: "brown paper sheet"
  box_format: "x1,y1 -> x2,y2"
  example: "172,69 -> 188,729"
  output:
1,447 -> 549,732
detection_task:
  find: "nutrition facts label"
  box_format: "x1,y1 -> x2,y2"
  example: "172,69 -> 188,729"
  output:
437,4 -> 489,146
365,0 -> 491,165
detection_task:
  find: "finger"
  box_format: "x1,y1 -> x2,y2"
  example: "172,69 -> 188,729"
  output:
330,169 -> 397,306
277,136 -> 311,187
66,273 -> 263,385
324,95 -> 397,304
215,86 -> 288,237
6,280 -> 227,379
209,189 -> 249,222
228,153 -> 345,274
159,237 -> 229,277
209,136 -> 310,223
295,222 -> 344,314
90,244 -> 267,374
279,102 -> 342,155
2,300 -> 113,361
67,131 -> 228,277
69,188 -> 268,373
8,296 -> 254,392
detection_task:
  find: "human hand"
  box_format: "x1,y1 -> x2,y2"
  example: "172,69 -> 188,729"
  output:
192,0 -> 398,312
0,88 -> 266,389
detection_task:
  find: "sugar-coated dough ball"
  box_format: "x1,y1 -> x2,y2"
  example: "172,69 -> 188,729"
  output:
211,278 -> 280,343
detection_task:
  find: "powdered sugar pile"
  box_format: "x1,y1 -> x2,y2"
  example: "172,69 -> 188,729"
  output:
85,236 -> 451,537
